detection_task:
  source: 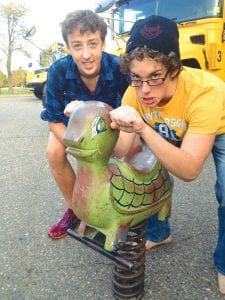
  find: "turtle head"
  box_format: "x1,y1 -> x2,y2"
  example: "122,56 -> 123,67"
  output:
64,101 -> 119,162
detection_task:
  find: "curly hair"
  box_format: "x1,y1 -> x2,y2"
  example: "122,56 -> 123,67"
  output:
61,10 -> 107,45
120,46 -> 183,76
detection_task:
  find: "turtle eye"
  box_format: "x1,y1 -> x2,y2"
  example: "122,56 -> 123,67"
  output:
92,116 -> 107,137
96,117 -> 106,133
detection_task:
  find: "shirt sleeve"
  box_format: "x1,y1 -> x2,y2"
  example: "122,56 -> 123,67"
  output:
186,87 -> 224,134
40,63 -> 68,124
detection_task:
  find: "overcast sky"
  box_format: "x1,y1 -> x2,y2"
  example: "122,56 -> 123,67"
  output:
22,0 -> 97,44
1,0 -> 100,70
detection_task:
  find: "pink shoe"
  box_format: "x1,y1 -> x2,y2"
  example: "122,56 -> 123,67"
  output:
48,208 -> 79,239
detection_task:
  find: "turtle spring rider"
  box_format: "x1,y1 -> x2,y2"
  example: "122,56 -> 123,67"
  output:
64,101 -> 173,299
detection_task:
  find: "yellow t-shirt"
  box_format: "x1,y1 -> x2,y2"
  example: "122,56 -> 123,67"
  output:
122,66 -> 225,143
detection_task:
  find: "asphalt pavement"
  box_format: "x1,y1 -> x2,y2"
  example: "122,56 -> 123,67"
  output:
0,95 -> 224,300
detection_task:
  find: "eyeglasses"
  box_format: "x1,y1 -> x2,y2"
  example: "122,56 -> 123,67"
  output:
129,69 -> 170,87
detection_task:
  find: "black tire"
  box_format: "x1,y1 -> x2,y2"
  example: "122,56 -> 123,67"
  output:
33,89 -> 43,99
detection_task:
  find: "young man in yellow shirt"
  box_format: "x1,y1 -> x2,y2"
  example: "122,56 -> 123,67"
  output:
110,15 -> 225,294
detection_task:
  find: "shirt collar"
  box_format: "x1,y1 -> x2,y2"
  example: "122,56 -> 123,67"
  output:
66,52 -> 114,81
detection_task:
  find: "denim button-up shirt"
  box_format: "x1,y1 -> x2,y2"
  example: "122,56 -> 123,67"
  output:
40,52 -> 128,125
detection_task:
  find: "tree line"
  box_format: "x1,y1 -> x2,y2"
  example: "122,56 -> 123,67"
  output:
0,2 -> 30,92
0,68 -> 27,88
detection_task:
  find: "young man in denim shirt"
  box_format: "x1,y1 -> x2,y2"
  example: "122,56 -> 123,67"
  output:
41,10 -> 128,240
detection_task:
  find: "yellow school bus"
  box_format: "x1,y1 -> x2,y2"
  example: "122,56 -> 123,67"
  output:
25,42 -> 66,105
97,0 -> 225,81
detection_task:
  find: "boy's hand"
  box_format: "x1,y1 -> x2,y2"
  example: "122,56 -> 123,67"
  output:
64,100 -> 81,117
109,105 -> 145,134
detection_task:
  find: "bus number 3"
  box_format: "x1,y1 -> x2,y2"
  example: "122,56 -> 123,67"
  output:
217,51 -> 222,62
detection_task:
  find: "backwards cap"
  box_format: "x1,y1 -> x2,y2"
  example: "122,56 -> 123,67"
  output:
126,15 -> 180,58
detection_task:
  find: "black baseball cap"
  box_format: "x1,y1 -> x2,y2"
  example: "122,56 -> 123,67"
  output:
126,15 -> 180,58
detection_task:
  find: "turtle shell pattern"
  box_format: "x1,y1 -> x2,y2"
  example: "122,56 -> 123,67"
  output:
110,159 -> 172,215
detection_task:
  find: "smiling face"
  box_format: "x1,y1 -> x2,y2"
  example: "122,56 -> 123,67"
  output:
66,29 -> 104,79
129,57 -> 178,107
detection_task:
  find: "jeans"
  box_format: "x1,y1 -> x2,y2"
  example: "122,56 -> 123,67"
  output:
146,213 -> 171,242
146,133 -> 225,275
212,134 -> 225,275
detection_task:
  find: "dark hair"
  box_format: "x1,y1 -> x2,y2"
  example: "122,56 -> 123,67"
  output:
120,46 -> 183,76
61,10 -> 107,45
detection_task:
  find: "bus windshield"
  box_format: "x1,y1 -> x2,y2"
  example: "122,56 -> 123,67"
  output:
112,0 -> 222,34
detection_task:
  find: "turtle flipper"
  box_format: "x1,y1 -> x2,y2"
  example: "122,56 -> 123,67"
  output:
158,175 -> 173,220
157,195 -> 172,220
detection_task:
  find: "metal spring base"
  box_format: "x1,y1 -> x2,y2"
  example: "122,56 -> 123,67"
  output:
112,220 -> 146,300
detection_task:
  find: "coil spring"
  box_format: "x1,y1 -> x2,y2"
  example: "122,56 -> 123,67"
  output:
112,220 -> 146,299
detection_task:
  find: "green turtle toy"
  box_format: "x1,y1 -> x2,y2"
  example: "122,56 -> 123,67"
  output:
64,101 -> 173,252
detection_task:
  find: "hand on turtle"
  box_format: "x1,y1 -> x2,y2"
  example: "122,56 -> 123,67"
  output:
64,100 -> 82,117
110,105 -> 145,134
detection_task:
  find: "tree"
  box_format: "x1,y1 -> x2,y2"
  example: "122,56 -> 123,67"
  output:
0,70 -> 8,88
12,67 -> 27,87
0,2 -> 30,92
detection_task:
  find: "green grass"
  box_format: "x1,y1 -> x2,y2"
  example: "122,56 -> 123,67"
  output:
0,87 -> 32,96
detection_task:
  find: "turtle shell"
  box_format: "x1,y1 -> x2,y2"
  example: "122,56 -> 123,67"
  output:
109,159 -> 172,215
